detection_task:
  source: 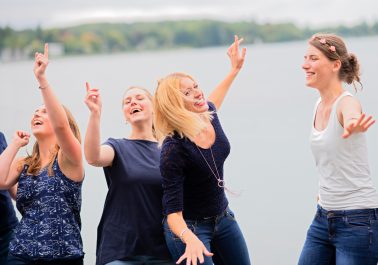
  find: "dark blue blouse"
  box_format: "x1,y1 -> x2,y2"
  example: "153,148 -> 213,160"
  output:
97,138 -> 171,265
160,102 -> 230,219
10,159 -> 83,260
0,132 -> 18,234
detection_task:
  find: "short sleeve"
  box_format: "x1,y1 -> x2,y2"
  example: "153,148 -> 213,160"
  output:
160,137 -> 187,215
207,101 -> 216,112
0,132 -> 7,153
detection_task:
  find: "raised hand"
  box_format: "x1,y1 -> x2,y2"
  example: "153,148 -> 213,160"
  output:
227,35 -> 247,72
84,82 -> 102,114
343,113 -> 376,138
12,131 -> 30,148
34,43 -> 49,84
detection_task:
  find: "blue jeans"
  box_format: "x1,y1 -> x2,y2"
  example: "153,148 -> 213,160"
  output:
298,205 -> 378,265
106,256 -> 174,265
163,208 -> 251,265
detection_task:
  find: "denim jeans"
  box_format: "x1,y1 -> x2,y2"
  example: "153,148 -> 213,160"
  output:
298,205 -> 378,265
163,207 -> 251,265
106,256 -> 174,265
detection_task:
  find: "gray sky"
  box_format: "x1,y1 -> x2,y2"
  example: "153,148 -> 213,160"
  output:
1,0 -> 377,29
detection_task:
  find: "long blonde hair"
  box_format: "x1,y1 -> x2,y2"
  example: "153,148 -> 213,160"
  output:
153,72 -> 212,144
23,105 -> 81,176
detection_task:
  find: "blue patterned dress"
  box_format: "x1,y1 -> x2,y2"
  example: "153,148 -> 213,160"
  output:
10,159 -> 84,261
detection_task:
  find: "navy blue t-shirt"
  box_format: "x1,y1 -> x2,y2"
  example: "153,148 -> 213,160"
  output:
160,102 -> 230,219
96,138 -> 171,265
0,132 -> 18,234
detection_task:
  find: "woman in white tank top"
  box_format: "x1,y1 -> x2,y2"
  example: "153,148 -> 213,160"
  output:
298,33 -> 378,265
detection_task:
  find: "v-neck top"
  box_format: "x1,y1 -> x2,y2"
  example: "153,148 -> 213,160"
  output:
160,101 -> 230,219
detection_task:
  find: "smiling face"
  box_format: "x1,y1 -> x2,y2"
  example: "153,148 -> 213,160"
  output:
122,87 -> 153,125
302,45 -> 340,89
31,105 -> 55,138
179,77 -> 209,113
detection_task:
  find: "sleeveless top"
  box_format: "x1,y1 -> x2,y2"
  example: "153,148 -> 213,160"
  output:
310,91 -> 378,210
10,159 -> 84,260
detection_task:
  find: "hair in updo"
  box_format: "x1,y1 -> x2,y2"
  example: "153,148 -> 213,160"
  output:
309,33 -> 362,90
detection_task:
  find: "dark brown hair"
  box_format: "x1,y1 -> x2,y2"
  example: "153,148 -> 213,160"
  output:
309,33 -> 362,90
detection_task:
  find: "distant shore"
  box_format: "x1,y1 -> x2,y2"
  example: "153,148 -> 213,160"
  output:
1,19 -> 378,62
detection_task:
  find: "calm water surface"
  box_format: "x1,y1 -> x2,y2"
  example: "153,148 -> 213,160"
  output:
1,36 -> 377,265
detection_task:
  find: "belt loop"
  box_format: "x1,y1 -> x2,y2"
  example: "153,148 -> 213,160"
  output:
375,208 -> 378,220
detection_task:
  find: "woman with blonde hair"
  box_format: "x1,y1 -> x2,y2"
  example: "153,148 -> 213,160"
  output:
298,33 -> 378,264
84,83 -> 174,265
154,36 -> 251,265
0,44 -> 84,265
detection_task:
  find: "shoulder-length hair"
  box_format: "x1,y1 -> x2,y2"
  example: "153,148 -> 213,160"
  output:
23,105 -> 81,176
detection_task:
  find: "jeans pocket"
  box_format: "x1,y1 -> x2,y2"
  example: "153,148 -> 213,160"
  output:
346,215 -> 371,228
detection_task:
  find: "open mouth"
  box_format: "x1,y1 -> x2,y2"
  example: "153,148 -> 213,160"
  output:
33,120 -> 43,126
130,108 -> 142,114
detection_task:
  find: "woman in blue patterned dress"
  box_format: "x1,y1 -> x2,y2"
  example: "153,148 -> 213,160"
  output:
0,43 -> 84,265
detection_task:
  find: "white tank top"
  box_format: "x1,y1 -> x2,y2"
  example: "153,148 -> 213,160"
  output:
310,91 -> 378,210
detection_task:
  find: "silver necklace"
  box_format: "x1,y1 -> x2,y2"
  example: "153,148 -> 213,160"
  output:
196,146 -> 225,188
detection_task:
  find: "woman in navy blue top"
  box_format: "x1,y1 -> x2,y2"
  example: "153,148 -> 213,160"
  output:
154,36 -> 251,265
0,132 -> 19,264
0,44 -> 84,265
84,84 -> 173,265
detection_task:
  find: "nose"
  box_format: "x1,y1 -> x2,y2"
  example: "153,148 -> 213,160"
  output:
193,88 -> 202,98
302,62 -> 309,70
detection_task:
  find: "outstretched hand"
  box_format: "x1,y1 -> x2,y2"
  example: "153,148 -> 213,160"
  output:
34,43 -> 49,83
84,82 -> 102,114
342,113 -> 375,138
227,35 -> 247,72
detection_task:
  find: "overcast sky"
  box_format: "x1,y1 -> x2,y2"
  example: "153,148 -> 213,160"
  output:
1,0 -> 377,30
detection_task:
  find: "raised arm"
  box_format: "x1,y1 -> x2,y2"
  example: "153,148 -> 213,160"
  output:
208,35 -> 247,110
84,82 -> 115,167
338,96 -> 376,138
34,43 -> 83,181
0,131 -> 29,189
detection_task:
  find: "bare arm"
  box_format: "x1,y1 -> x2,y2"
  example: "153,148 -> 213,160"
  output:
34,44 -> 83,181
208,35 -> 247,110
9,184 -> 18,200
167,212 -> 213,264
338,96 -> 375,138
0,131 -> 29,189
84,82 -> 115,167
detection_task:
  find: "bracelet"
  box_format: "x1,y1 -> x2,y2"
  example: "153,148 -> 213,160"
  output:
179,228 -> 189,242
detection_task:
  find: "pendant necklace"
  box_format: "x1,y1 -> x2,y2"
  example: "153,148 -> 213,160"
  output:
196,146 -> 225,188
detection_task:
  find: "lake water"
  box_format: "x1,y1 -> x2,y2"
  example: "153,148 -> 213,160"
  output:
1,36 -> 377,265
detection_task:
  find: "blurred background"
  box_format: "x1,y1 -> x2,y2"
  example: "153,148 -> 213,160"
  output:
1,1 -> 378,264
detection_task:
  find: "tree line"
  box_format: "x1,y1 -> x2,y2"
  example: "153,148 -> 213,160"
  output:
1,20 -> 378,57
